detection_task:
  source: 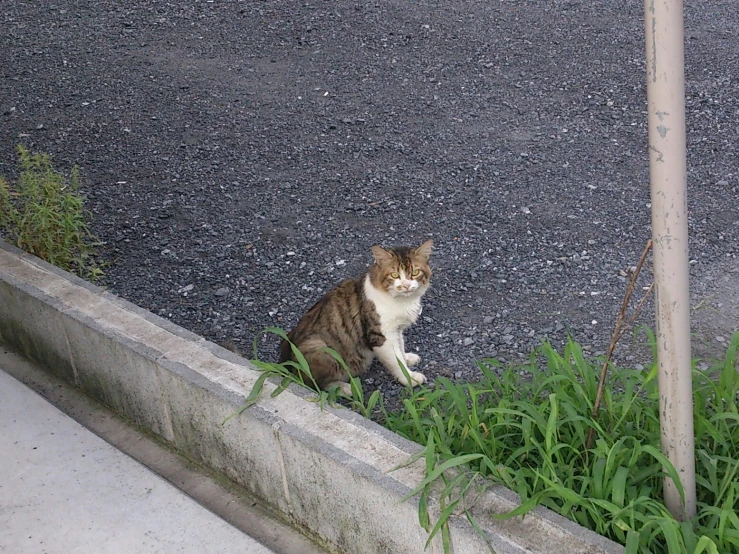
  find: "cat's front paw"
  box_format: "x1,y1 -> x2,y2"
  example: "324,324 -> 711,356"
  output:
397,371 -> 426,388
404,352 -> 421,367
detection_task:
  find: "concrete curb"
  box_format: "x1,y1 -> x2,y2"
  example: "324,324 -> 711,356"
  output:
0,240 -> 623,554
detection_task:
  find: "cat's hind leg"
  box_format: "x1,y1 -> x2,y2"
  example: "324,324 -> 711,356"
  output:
325,381 -> 353,396
299,338 -> 353,394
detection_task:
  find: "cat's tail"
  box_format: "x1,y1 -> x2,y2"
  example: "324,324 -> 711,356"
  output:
219,340 -> 242,356
278,336 -> 293,363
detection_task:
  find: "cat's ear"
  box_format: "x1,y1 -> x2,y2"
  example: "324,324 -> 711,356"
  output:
371,245 -> 393,264
414,240 -> 433,261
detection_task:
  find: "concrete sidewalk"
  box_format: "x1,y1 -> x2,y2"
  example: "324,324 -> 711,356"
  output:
0,365 -> 276,554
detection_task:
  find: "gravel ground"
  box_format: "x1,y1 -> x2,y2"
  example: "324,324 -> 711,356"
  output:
2,0 -> 737,402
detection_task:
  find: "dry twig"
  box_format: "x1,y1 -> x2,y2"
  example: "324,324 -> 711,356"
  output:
585,239 -> 654,450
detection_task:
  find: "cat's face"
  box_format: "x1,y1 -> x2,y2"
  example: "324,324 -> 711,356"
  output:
369,240 -> 433,298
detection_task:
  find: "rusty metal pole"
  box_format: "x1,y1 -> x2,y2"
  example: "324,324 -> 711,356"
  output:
644,0 -> 697,520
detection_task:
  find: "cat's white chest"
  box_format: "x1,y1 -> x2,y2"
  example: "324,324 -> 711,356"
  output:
364,276 -> 423,332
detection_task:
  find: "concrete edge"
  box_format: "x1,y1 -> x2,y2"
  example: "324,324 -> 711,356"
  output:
0,347 -> 329,554
0,240 -> 624,554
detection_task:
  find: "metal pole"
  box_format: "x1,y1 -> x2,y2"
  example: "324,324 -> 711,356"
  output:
644,0 -> 697,520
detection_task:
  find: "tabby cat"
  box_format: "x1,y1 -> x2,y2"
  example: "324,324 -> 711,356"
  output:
279,240 -> 433,395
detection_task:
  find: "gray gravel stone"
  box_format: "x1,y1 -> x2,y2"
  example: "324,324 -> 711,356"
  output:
1,0 -> 736,408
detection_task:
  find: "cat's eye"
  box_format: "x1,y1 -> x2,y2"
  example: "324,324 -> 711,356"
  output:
390,272 -> 400,279
411,269 -> 421,277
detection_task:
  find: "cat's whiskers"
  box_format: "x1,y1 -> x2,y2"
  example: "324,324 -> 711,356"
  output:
390,283 -> 421,298
391,270 -> 421,296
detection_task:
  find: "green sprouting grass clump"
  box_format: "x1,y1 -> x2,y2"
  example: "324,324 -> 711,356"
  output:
222,327 -> 380,424
0,145 -> 103,279
386,330 -> 739,554
238,329 -> 739,554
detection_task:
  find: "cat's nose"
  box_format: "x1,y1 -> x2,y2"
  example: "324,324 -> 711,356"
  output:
398,280 -> 411,290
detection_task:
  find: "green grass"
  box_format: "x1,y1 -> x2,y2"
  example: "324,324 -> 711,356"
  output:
237,329 -> 739,554
222,327 -> 369,424
0,145 -> 103,279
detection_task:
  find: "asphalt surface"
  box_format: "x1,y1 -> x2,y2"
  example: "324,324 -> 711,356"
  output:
2,0 -> 737,400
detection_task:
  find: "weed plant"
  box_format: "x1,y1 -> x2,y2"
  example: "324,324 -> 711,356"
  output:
387,331 -> 739,554
0,145 -> 102,279
237,329 -> 739,554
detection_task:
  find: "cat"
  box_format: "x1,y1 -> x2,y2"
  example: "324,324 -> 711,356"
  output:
279,240 -> 433,396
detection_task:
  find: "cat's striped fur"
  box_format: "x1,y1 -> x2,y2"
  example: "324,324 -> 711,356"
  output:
279,240 -> 433,395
